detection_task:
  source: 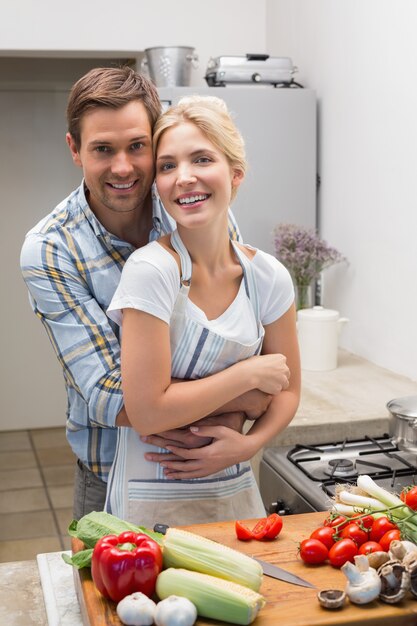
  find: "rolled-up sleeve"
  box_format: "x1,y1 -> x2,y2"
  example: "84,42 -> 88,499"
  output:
21,233 -> 123,428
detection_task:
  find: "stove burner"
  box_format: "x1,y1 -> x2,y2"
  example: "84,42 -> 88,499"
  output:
325,458 -> 356,477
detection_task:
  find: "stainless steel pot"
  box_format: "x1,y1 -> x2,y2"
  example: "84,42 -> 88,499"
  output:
387,395 -> 417,452
141,46 -> 199,87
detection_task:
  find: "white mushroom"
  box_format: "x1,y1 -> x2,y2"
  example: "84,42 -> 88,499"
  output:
116,592 -> 156,626
341,554 -> 381,604
389,539 -> 417,561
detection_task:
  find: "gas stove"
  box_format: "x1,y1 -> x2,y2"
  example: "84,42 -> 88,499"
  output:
259,434 -> 417,515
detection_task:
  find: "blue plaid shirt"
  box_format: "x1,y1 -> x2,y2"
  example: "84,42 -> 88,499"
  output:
20,181 -> 241,481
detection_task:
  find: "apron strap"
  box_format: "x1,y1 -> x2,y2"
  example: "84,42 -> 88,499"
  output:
170,230 -> 192,286
231,241 -> 261,321
170,230 -> 260,321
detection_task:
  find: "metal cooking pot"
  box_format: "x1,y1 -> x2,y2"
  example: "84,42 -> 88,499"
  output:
387,395 -> 417,452
141,46 -> 199,87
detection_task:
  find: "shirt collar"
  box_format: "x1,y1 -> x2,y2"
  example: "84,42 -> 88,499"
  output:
77,180 -> 166,244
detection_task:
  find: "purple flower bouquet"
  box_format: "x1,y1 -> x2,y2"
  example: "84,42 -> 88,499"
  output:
273,223 -> 346,309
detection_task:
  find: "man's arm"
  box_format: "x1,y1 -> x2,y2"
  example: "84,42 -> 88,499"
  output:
21,232 -> 124,428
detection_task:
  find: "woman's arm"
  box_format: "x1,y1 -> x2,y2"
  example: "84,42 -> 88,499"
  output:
121,308 -> 289,436
157,304 -> 300,478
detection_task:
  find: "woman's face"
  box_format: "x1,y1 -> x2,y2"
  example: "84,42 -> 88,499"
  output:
155,122 -> 243,230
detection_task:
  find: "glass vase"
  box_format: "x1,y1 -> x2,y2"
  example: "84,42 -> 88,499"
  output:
295,283 -> 313,310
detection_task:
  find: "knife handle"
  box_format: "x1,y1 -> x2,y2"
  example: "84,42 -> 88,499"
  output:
154,523 -> 169,535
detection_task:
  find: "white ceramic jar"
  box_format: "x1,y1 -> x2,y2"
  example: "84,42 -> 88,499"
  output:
297,306 -> 349,371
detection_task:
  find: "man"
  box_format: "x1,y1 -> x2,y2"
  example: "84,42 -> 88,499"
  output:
20,66 -> 272,520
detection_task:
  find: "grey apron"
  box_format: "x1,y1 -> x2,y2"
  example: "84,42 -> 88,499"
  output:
105,230 -> 266,527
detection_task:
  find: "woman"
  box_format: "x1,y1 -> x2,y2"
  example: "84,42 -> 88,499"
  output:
105,96 -> 300,527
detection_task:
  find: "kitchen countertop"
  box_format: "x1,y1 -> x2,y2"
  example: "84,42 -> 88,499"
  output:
250,349 -> 417,481
2,349 -> 416,625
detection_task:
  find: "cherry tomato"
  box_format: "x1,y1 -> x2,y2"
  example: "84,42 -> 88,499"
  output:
299,538 -> 329,564
340,522 -> 369,546
262,513 -> 283,540
358,541 -> 383,555
369,517 -> 398,542
323,514 -> 348,530
352,513 -> 374,531
379,529 -> 402,551
235,513 -> 283,541
310,526 -> 337,549
401,486 -> 417,511
328,538 -> 358,568
235,521 -> 254,541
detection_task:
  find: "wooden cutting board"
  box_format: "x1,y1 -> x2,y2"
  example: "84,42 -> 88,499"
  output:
72,511 -> 417,626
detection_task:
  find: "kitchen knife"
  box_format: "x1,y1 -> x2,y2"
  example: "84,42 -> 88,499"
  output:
153,524 -> 316,589
253,557 -> 316,588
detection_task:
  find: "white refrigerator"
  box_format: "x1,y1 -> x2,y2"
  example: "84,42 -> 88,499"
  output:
158,86 -> 317,255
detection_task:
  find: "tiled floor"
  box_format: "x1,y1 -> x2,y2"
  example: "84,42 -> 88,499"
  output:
0,427 -> 76,563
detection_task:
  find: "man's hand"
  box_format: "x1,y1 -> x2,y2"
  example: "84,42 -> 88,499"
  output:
142,412 -> 245,461
150,424 -> 252,479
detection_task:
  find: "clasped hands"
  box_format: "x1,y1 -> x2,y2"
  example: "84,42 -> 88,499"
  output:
142,356 -> 290,479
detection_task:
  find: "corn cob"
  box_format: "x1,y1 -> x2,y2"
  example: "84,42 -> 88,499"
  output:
156,568 -> 265,625
162,527 -> 263,591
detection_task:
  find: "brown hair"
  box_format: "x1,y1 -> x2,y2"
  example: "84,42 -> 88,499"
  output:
153,95 -> 247,201
67,66 -> 162,149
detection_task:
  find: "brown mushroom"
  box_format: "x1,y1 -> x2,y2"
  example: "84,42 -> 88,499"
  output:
367,551 -> 391,569
402,552 -> 417,598
317,589 -> 346,610
377,560 -> 410,604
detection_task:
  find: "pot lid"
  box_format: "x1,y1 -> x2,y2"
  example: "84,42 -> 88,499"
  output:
297,305 -> 339,321
387,395 -> 417,419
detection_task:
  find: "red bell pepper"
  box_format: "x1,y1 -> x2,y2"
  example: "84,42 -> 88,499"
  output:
91,531 -> 163,603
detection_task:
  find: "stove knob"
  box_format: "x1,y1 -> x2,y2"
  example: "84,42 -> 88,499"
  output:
268,500 -> 291,516
252,72 -> 261,83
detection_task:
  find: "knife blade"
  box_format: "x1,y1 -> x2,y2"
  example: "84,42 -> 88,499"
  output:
254,557 -> 316,588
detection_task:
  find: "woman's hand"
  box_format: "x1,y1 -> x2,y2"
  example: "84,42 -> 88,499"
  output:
155,425 -> 254,479
244,353 -> 290,395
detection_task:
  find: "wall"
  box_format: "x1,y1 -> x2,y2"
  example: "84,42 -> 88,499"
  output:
267,0 -> 417,382
1,2 -> 267,430
0,0 -> 267,86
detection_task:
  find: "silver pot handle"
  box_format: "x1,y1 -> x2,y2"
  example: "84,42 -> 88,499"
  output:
186,53 -> 199,69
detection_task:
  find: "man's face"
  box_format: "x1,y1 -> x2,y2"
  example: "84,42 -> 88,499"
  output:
66,101 -> 154,221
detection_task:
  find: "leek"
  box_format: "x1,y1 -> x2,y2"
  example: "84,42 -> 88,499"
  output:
331,475 -> 417,544
337,489 -> 386,511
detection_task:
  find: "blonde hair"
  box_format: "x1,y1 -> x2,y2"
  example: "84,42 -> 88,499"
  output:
153,95 -> 247,201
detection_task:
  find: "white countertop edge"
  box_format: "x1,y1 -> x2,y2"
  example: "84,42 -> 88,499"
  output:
36,551 -> 83,626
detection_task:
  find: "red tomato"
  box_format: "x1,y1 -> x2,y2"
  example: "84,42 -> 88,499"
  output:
358,541 -> 383,555
402,486 -> 417,511
262,513 -> 283,540
323,515 -> 348,530
235,513 -> 283,541
299,538 -> 329,564
310,526 -> 337,549
369,517 -> 398,542
251,513 -> 283,540
235,521 -> 254,541
352,514 -> 374,531
340,522 -> 369,546
328,538 -> 358,568
379,529 -> 402,551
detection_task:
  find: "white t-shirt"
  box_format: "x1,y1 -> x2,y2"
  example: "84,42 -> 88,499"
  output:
107,241 -> 294,343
